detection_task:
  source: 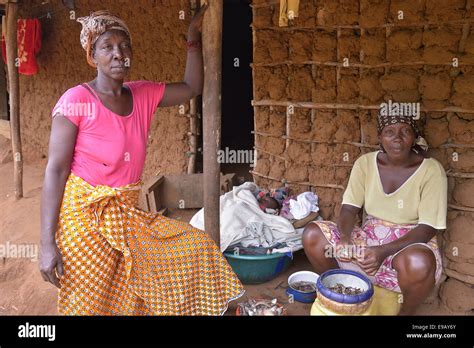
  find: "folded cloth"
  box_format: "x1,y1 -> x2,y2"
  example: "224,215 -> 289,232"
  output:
190,182 -> 302,252
289,192 -> 320,220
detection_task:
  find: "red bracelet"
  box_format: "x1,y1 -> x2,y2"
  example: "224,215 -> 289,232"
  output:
187,40 -> 202,51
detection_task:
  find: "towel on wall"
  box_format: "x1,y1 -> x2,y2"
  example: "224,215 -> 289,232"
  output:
279,0 -> 300,27
2,18 -> 42,75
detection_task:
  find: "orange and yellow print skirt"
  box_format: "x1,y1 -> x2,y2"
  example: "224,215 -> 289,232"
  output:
56,173 -> 244,315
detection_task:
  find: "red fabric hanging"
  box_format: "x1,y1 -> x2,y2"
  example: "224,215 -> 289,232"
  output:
1,18 -> 42,75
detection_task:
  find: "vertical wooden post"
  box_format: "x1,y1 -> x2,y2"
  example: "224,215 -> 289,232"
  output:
251,3 -> 258,183
6,0 -> 22,199
188,0 -> 199,175
201,0 -> 222,247
187,97 -> 198,174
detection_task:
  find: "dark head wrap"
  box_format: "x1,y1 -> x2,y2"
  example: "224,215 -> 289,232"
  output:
377,104 -> 429,151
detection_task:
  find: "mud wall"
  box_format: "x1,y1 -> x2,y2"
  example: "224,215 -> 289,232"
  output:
251,0 -> 474,313
17,0 -> 191,178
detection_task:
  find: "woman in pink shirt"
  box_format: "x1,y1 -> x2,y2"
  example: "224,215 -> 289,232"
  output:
39,7 -> 244,315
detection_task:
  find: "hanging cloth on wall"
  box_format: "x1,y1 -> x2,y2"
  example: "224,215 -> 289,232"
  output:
1,18 -> 42,75
279,0 -> 300,27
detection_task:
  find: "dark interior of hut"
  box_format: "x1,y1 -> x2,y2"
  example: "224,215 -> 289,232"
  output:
222,0 -> 254,183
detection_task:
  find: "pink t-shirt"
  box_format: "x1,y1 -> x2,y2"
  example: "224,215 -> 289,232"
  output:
52,80 -> 166,187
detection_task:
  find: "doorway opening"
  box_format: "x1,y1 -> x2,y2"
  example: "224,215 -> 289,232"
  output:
221,0 -> 254,183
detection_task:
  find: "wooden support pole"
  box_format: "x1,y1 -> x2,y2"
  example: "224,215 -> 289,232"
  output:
458,0 -> 471,53
252,99 -> 474,114
188,0 -> 199,175
448,204 -> 474,212
250,170 -> 345,190
201,0 -> 222,247
251,3 -> 259,176
251,60 -> 474,68
188,98 -> 198,174
6,1 -> 22,199
446,171 -> 474,179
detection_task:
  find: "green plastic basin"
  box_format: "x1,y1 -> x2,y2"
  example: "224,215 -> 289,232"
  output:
224,251 -> 292,284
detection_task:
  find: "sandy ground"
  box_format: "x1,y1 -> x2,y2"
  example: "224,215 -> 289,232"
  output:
0,158 -> 57,315
0,159 -> 456,316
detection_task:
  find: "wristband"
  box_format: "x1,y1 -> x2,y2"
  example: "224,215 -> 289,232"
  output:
187,40 -> 202,51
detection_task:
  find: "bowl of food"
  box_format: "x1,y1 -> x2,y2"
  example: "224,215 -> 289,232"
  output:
316,269 -> 374,315
286,271 -> 319,303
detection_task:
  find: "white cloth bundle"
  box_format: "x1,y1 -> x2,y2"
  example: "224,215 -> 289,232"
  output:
190,182 -> 303,252
289,192 -> 320,220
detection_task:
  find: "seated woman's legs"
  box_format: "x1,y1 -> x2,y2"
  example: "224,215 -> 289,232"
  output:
302,223 -> 338,274
392,245 -> 436,315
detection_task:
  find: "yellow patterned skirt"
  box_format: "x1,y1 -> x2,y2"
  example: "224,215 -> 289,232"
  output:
56,173 -> 244,315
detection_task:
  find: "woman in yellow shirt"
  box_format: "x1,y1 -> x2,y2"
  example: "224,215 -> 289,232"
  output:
303,111 -> 447,315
